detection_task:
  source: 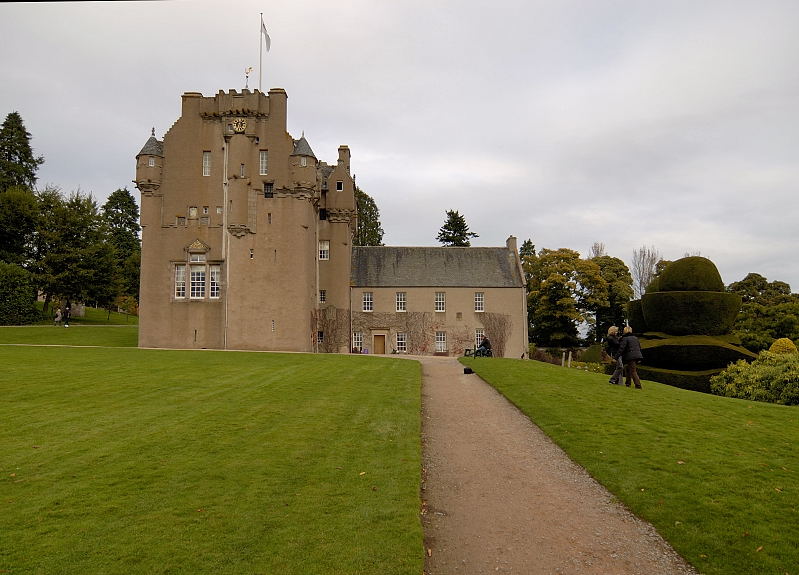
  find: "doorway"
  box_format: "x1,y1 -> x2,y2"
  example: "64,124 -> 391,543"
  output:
373,334 -> 386,355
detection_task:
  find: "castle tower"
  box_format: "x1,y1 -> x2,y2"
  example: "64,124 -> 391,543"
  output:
135,88 -> 355,351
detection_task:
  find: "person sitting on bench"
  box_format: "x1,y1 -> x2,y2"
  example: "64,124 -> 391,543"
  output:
476,337 -> 492,357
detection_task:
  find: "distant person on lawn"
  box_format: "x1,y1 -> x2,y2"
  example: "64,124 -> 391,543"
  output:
604,325 -> 624,385
53,308 -> 62,326
618,326 -> 643,389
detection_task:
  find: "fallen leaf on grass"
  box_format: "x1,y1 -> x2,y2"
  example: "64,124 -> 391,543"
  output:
676,460 -> 685,465
359,471 -> 366,476
756,546 -> 763,552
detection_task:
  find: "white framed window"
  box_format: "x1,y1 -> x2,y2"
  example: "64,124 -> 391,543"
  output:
435,331 -> 447,353
317,331 -> 324,344
259,150 -> 268,175
362,292 -> 373,312
240,164 -> 246,178
210,265 -> 221,298
175,264 -> 186,298
396,292 -> 406,312
216,206 -> 223,215
353,331 -> 363,351
435,292 -> 446,312
202,206 -> 209,215
336,180 -> 343,191
264,182 -> 274,198
474,292 -> 485,312
190,265 -> 206,299
202,151 -> 211,176
190,253 -> 206,263
396,332 -> 407,353
475,328 -> 485,349
300,157 -> 307,167
188,206 -> 198,219
148,157 -> 155,167
319,289 -> 326,303
319,240 -> 330,260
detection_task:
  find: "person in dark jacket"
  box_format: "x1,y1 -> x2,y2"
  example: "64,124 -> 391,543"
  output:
618,325 -> 643,388
604,326 -> 624,385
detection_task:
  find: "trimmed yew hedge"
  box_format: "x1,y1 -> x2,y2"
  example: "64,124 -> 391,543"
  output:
641,336 -> 757,370
657,256 -> 724,292
641,291 -> 741,335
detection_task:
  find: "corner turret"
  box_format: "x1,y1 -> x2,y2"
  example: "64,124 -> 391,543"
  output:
134,128 -> 164,195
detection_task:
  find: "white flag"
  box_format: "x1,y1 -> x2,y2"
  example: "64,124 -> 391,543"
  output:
261,20 -> 271,52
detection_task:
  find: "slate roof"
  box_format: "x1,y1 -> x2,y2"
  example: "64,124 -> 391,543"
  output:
292,135 -> 316,158
351,246 -> 524,288
137,135 -> 164,157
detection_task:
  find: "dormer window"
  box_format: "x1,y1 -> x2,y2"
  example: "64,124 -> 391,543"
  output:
148,157 -> 155,167
300,157 -> 307,167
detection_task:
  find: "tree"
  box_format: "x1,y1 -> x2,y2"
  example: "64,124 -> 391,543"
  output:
590,255 -> 634,342
727,273 -> 799,352
436,210 -> 478,247
0,262 -> 39,325
0,186 -> 38,265
353,186 -> 384,246
102,188 -> 141,301
0,112 -> 44,193
524,248 -> 607,347
31,188 -> 116,311
630,245 -> 662,299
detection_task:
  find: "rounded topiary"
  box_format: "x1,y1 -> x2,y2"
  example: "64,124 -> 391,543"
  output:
769,338 -> 798,354
656,256 -> 724,292
626,299 -> 648,333
641,291 -> 741,335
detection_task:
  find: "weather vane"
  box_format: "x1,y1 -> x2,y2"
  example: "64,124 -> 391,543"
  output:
244,67 -> 254,89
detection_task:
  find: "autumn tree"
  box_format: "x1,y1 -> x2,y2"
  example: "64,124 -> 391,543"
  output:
0,112 -> 44,193
353,186 -> 384,246
524,248 -> 607,347
436,210 -> 478,247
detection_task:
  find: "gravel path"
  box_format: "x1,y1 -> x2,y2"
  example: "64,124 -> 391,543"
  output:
420,356 -> 699,575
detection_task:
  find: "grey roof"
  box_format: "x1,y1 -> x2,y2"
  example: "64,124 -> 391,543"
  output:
291,135 -> 316,158
137,135 -> 163,157
351,246 -> 524,288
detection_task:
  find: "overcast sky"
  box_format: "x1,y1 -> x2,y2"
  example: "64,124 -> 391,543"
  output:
2,0 -> 797,290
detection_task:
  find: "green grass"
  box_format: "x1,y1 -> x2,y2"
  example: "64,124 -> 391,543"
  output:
33,302 -> 139,325
0,325 -> 138,347
1,348 -> 423,575
463,357 -> 799,575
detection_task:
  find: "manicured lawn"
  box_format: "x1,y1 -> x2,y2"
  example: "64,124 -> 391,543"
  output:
463,357 -> 799,575
1,347 -> 423,574
0,325 -> 138,347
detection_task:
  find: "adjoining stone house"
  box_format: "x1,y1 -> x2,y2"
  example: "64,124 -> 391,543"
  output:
135,87 -> 527,357
348,243 -> 528,358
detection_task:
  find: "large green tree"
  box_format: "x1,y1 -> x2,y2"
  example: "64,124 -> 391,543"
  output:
102,188 -> 141,301
436,210 -> 478,247
728,273 -> 799,351
0,186 -> 38,265
353,186 -> 384,246
590,255 -> 634,341
524,248 -> 607,347
0,112 -> 44,193
31,188 -> 116,311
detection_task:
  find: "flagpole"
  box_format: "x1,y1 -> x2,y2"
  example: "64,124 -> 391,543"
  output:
259,12 -> 263,92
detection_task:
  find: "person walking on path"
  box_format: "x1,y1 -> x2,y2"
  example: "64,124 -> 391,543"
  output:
605,325 -> 624,384
618,325 -> 644,388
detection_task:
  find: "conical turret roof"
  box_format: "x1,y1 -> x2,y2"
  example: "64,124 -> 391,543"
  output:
137,128 -> 164,157
291,134 -> 316,158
